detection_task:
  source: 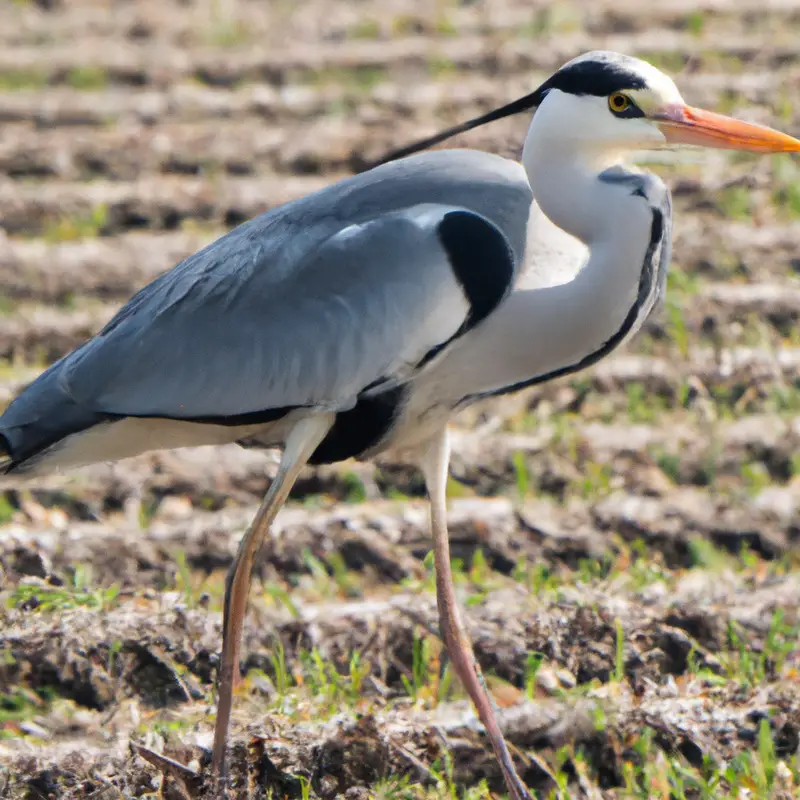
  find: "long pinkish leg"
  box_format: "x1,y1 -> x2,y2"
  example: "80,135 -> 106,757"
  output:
211,413 -> 334,788
419,429 -> 532,800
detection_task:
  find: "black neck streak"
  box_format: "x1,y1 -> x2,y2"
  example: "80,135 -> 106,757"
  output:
464,191 -> 668,405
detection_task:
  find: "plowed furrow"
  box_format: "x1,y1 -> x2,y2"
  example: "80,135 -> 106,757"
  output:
4,0 -> 798,49
0,174 -> 330,236
1,80 -> 798,183
2,64 -> 797,134
1,482 -> 795,595
0,118 -> 356,181
1,32 -> 799,91
0,230 -> 217,303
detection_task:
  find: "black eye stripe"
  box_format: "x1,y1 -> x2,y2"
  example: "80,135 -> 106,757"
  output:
539,57 -> 647,99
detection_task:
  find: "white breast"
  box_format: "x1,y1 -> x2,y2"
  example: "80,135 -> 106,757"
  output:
518,200 -> 589,291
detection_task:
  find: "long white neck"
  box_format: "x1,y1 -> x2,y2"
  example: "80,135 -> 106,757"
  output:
424,113 -> 665,406
522,113 -> 625,246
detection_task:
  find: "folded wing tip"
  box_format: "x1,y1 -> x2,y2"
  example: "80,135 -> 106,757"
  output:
0,435 -> 12,474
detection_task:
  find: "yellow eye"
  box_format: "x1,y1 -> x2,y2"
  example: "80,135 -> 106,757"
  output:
608,93 -> 631,113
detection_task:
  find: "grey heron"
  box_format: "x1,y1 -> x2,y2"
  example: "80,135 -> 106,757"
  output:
1,50 -> 798,799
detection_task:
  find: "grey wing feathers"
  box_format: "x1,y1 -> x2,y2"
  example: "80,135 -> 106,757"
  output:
59,205 -> 494,420
0,358 -> 118,469
1,149 -> 532,469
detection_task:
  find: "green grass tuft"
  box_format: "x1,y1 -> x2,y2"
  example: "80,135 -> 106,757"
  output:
42,205 -> 109,243
0,69 -> 47,91
66,66 -> 108,91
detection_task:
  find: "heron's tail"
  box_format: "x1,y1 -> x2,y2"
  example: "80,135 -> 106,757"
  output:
0,358 -> 117,477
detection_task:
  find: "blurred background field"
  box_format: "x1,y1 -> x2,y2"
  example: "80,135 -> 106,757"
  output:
0,1 -> 798,797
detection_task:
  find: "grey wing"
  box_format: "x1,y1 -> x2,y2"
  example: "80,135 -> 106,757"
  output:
59,204 -> 517,420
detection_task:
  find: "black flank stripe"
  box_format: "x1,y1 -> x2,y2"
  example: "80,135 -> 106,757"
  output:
144,387 -> 406,465
181,406 -> 297,426
308,385 -> 406,465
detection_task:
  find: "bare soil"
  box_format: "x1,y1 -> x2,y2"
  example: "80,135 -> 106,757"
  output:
0,1 -> 798,798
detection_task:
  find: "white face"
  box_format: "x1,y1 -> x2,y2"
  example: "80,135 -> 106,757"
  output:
532,76 -> 686,158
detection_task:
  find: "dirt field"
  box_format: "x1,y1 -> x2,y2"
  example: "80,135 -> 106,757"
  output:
1,1 -> 799,798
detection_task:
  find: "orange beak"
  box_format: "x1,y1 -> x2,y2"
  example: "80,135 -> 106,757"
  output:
654,104 -> 800,152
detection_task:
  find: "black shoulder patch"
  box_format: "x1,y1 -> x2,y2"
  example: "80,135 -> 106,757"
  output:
202,387 -> 406,465
437,210 -> 515,331
540,55 -> 647,99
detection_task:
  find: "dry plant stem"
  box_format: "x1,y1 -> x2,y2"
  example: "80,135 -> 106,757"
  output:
131,743 -> 202,798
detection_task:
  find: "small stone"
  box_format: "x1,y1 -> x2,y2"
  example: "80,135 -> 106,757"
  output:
661,675 -> 679,698
556,668 -> 577,689
156,495 -> 194,521
535,666 -> 577,694
19,720 -> 50,739
774,761 -> 793,788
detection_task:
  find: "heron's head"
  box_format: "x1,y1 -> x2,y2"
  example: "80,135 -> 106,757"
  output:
374,50 -> 800,167
528,51 -> 800,157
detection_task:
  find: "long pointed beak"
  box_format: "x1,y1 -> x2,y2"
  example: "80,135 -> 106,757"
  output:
655,104 -> 800,152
